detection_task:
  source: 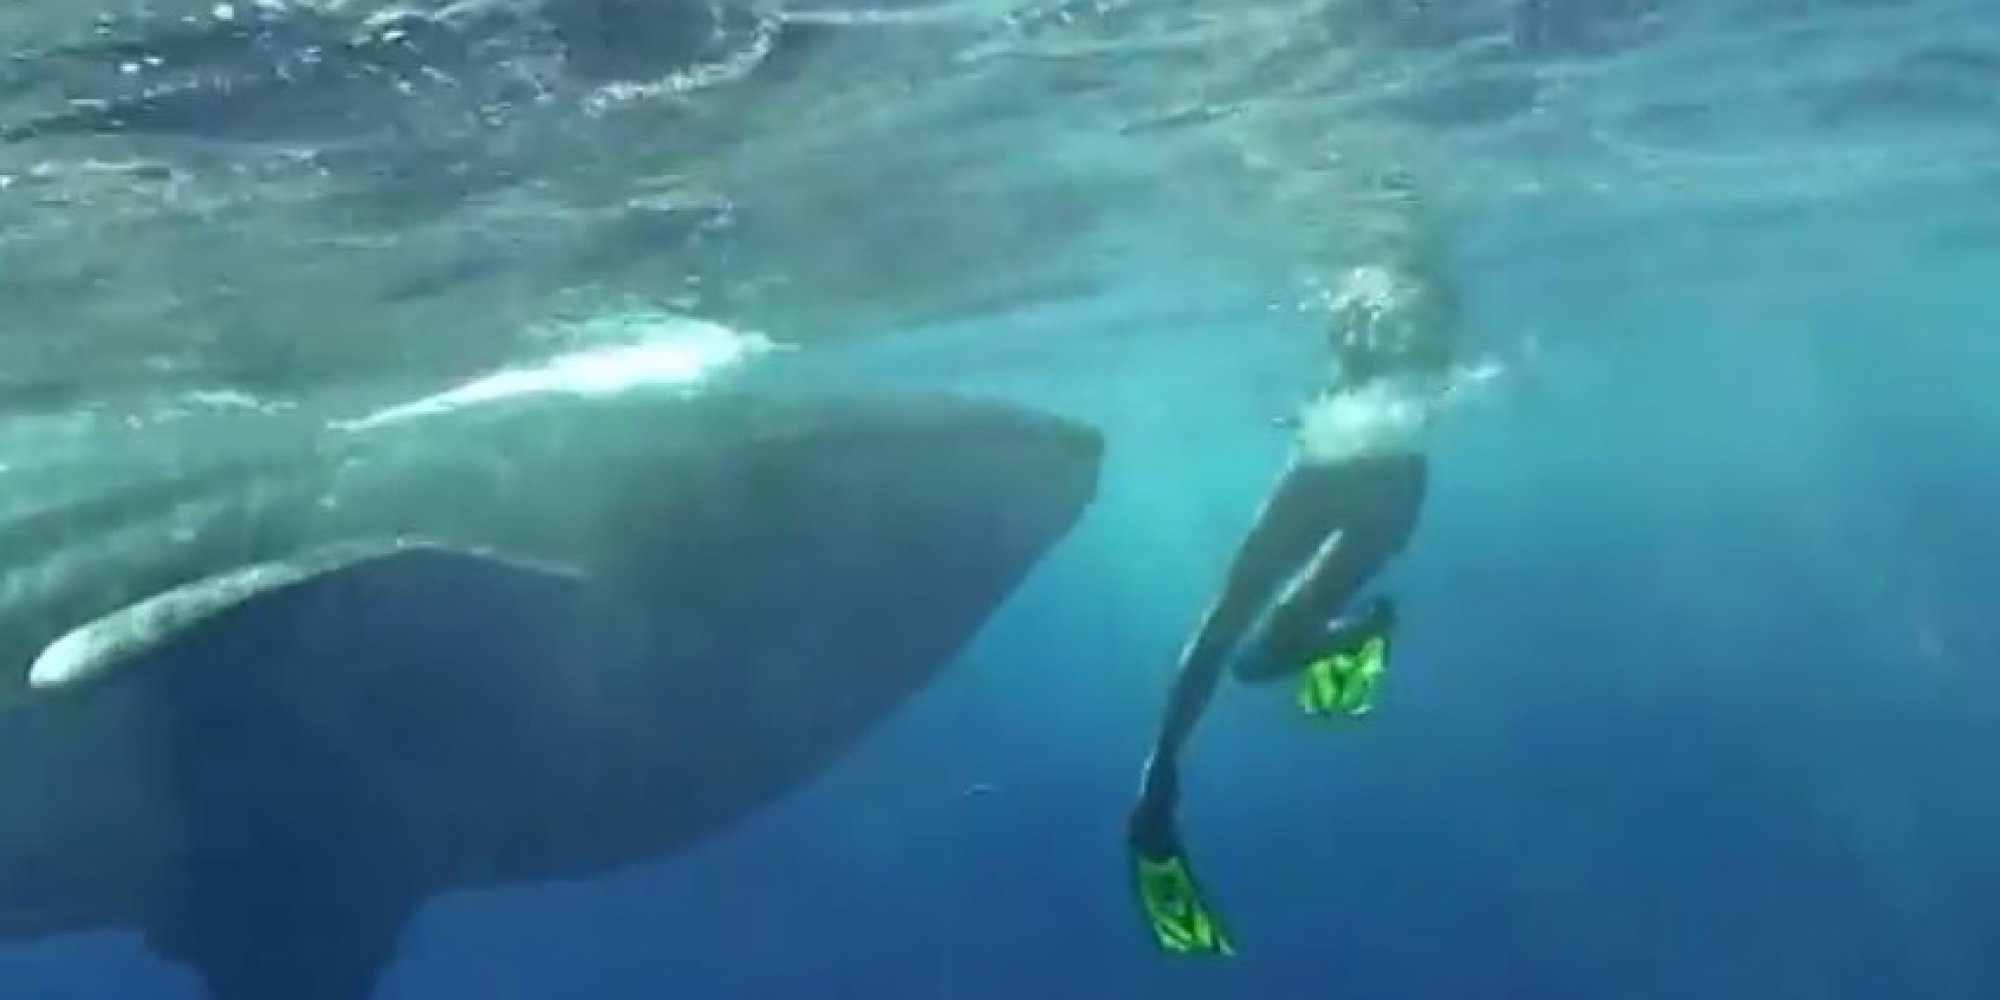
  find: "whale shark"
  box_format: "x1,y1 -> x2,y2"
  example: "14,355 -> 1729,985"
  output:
0,389 -> 1103,1000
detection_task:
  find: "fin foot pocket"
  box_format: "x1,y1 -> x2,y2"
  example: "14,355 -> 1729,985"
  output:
1295,597 -> 1395,720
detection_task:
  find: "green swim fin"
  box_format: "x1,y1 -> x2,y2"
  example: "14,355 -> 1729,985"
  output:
1296,601 -> 1394,721
1131,844 -> 1235,956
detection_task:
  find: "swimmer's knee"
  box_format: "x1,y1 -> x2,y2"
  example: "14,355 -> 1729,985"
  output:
1232,595 -> 1395,685
1231,617 -> 1323,685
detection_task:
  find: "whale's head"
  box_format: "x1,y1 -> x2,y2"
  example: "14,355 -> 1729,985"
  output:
576,393 -> 1104,829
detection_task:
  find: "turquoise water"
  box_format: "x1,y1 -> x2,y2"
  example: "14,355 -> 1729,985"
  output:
3,0 -> 1998,997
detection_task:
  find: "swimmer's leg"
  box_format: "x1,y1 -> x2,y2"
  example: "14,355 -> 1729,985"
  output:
1128,464 -> 1339,956
1232,530 -> 1399,720
1127,755 -> 1234,956
1135,464 -> 1342,794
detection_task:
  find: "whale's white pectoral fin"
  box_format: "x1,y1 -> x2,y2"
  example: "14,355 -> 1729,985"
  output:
28,541 -> 583,690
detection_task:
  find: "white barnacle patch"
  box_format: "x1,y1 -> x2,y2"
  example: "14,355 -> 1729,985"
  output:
334,313 -> 781,432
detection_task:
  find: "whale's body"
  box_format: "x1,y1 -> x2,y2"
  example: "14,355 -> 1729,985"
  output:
0,390 -> 1103,1000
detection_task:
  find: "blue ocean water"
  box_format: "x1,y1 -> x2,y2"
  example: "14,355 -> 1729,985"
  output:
3,0 -> 1999,997
8,183 -> 1998,998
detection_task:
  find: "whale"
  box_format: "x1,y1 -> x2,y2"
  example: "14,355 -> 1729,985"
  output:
0,388 -> 1103,1000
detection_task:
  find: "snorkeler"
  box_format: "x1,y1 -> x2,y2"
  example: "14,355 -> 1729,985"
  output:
1128,175 -> 1465,956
